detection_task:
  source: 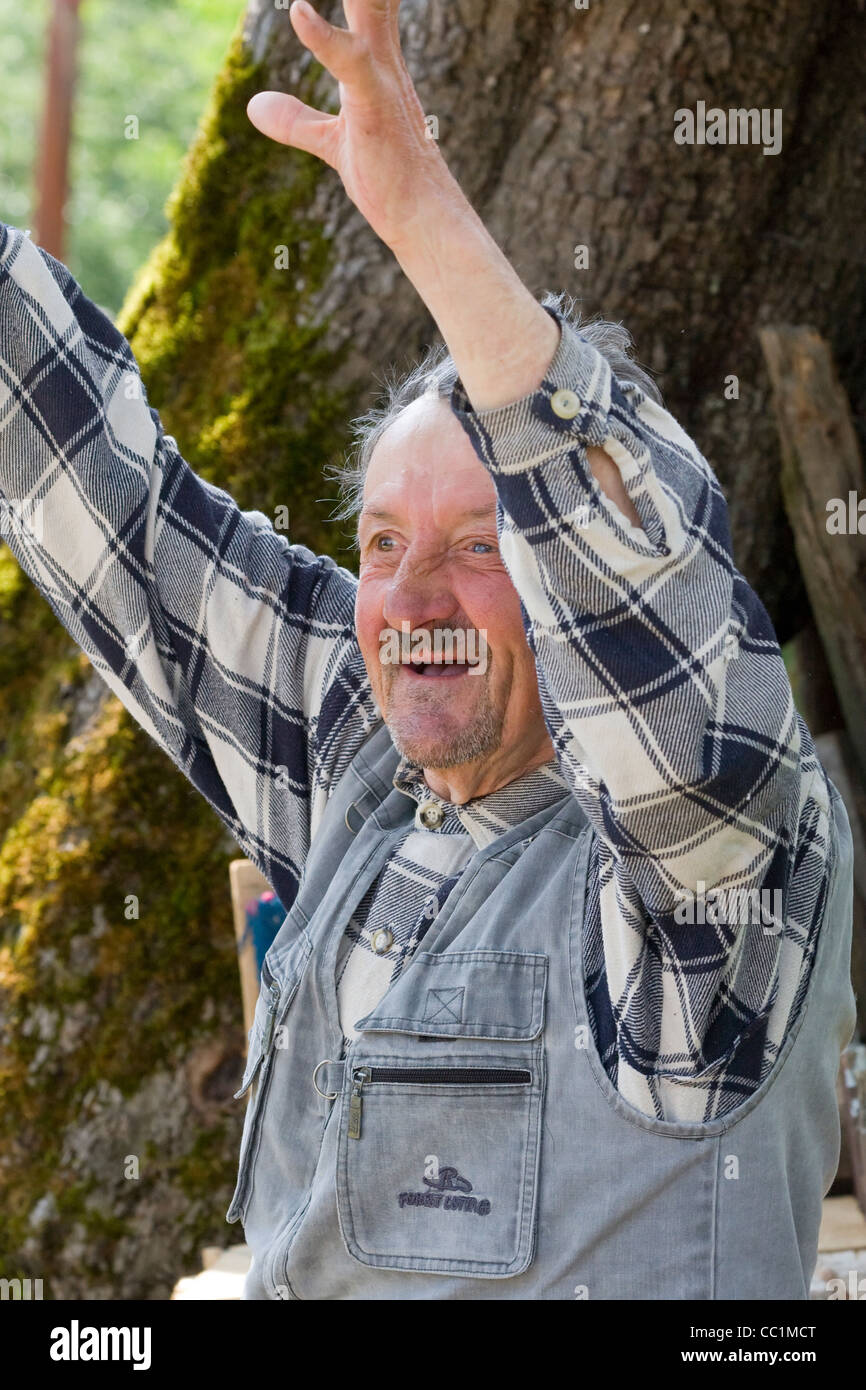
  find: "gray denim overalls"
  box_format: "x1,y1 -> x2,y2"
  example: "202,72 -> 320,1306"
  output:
227,723 -> 857,1299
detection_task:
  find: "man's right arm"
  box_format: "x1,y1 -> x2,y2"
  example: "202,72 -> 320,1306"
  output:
0,222 -> 380,911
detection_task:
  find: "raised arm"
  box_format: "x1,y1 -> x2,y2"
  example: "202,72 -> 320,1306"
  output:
446,314 -> 841,1116
249,0 -> 847,1119
0,223 -> 377,911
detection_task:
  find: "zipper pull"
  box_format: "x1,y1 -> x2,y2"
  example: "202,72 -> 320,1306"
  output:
348,1066 -> 371,1140
232,981 -> 282,1102
261,980 -> 281,1055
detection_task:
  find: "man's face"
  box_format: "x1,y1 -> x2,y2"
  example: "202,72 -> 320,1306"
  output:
355,393 -> 549,771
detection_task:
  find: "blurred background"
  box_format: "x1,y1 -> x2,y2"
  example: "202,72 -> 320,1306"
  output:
0,0 -> 239,310
0,0 -> 864,1300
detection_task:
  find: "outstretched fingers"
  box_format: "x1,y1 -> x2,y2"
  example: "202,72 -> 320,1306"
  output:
342,0 -> 402,43
246,92 -> 338,163
288,1 -> 371,85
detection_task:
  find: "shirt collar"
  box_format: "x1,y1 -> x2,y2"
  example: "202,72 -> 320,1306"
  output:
393,755 -> 569,850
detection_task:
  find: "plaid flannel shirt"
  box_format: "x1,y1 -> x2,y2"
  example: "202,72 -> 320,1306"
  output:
0,221 -> 840,1122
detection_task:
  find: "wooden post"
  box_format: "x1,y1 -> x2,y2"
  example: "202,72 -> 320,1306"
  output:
34,0 -> 82,259
840,1044 -> 866,1219
783,618 -> 845,739
229,859 -> 273,1042
815,733 -> 866,1039
758,325 -> 866,789
760,330 -> 866,1215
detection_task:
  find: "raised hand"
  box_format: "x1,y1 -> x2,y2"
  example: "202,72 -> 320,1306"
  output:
246,0 -> 451,257
247,0 -> 560,412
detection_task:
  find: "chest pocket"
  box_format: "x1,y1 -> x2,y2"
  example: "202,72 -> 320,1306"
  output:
335,950 -> 547,1278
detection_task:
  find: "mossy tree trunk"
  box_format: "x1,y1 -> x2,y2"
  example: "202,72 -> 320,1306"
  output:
2,0 -> 864,1297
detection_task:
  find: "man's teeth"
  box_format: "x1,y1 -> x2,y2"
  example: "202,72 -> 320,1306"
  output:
403,659 -> 478,673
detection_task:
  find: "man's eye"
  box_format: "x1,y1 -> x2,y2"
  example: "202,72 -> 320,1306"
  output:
469,541 -> 495,554
375,535 -> 396,550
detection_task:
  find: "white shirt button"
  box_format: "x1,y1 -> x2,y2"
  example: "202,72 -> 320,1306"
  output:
370,927 -> 394,954
416,800 -> 444,829
551,388 -> 580,419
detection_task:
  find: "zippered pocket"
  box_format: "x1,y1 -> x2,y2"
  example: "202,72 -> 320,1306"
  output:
347,1065 -> 532,1140
335,1050 -> 544,1277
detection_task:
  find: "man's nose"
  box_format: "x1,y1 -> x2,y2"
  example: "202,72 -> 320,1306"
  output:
381,562 -> 459,632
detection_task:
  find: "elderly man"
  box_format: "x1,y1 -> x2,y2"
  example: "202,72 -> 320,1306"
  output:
0,0 -> 855,1300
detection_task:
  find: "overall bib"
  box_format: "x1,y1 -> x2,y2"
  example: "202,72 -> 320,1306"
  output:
227,723 -> 856,1300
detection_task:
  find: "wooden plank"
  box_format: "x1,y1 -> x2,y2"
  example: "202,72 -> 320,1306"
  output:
815,733 -> 866,1040
229,859 -> 273,1042
839,1043 -> 866,1218
818,1195 -> 866,1254
758,325 -> 866,787
171,1244 -> 251,1300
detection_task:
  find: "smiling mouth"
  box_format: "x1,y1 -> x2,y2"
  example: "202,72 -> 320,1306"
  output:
401,659 -> 479,679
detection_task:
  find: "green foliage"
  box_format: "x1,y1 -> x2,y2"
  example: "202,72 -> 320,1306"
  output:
0,1 -> 46,229
118,29 -> 352,548
0,0 -> 242,313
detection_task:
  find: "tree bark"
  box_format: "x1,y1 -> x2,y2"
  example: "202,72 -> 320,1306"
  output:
3,0 -> 865,1297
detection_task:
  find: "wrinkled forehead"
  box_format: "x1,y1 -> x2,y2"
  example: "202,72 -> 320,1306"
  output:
361,394 -> 497,530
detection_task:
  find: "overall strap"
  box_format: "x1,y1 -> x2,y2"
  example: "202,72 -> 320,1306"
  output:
293,721 -> 398,921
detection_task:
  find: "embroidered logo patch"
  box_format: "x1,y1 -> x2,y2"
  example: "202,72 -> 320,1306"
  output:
398,1154 -> 491,1216
423,1164 -> 472,1193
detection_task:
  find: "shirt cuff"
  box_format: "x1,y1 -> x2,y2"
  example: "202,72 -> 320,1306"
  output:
449,303 -> 672,558
449,303 -> 614,455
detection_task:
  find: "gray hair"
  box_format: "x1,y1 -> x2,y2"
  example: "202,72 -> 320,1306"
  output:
326,290 -> 662,530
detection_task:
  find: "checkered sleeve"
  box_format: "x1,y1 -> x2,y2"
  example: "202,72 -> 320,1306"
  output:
450,303 -> 842,1121
0,223 -> 378,910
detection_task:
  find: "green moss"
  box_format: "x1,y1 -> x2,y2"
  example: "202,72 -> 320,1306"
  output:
0,693 -> 240,1282
171,1126 -> 234,1202
0,544 -> 25,615
0,27 -> 360,1295
117,32 -> 352,554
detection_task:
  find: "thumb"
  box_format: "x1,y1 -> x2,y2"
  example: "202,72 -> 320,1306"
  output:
246,91 -> 337,165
